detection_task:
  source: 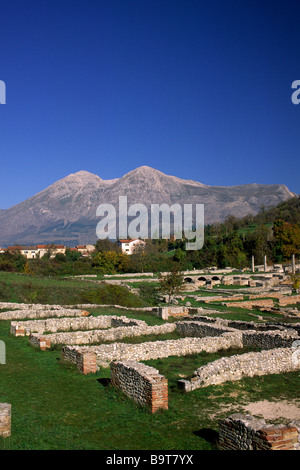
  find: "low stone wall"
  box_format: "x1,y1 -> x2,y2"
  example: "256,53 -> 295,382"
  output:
278,294 -> 300,306
110,360 -> 168,413
29,321 -> 176,348
176,320 -> 237,338
0,403 -> 11,438
242,329 -> 298,349
177,318 -> 299,348
29,334 -> 51,351
1,308 -> 89,321
218,414 -> 300,450
179,347 -> 300,391
104,273 -> 154,278
11,315 -> 110,336
61,346 -> 97,374
152,306 -> 189,320
186,314 -> 300,335
62,332 -> 243,369
10,315 -> 146,336
201,295 -> 244,303
223,299 -> 274,310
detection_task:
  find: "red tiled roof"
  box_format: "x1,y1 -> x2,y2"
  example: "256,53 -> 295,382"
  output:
7,246 -> 37,250
36,245 -> 65,249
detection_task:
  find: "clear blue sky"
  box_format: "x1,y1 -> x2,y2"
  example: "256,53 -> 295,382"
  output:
0,0 -> 299,209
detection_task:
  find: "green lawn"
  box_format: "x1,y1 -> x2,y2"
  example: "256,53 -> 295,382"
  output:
0,272 -> 299,450
1,316 -> 300,450
0,272 -> 148,308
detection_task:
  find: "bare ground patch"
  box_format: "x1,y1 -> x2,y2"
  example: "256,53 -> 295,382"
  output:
243,399 -> 300,422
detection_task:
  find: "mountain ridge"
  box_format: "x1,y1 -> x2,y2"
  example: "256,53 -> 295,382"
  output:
0,166 -> 296,246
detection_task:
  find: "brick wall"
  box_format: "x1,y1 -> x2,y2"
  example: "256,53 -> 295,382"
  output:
110,360 -> 168,413
29,334 -> 51,351
219,414 -> 300,450
62,346 -> 97,374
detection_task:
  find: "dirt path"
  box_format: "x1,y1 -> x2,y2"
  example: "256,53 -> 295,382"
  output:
244,400 -> 300,421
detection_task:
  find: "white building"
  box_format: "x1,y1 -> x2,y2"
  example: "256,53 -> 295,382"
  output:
7,246 -> 39,259
36,245 -> 66,258
117,239 -> 146,255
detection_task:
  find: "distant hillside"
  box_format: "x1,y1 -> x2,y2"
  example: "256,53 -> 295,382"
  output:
248,196 -> 300,225
223,196 -> 300,230
193,196 -> 300,269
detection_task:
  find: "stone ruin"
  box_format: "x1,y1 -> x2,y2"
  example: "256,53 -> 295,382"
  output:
218,414 -> 300,450
3,297 -> 300,429
0,403 -> 11,438
111,360 -> 168,413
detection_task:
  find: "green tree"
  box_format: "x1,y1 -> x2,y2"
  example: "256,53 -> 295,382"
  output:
92,251 -> 129,274
158,270 -> 184,303
273,219 -> 300,260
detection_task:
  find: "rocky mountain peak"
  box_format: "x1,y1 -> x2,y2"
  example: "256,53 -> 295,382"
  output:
0,166 -> 296,246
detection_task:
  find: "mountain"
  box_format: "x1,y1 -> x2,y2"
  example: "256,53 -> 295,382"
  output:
0,166 -> 296,246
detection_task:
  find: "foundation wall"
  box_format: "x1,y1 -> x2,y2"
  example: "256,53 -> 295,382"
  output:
0,403 -> 11,438
62,332 -> 244,369
28,322 -> 176,347
179,347 -> 300,391
218,414 -> 300,450
110,360 -> 168,413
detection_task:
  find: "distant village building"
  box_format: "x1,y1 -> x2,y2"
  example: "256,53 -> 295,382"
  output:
75,245 -> 95,256
3,243 -> 96,259
117,239 -> 146,255
7,246 -> 39,259
36,245 -> 66,258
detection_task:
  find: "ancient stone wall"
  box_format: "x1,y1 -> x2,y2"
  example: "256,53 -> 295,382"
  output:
0,403 -> 11,438
185,314 -> 300,335
110,360 -> 168,413
152,306 -> 189,320
10,315 -> 146,336
61,346 -> 97,374
175,320 -> 237,338
218,414 -> 300,450
175,320 -> 299,350
179,347 -> 300,391
223,299 -> 275,310
278,294 -> 300,306
62,331 -> 243,368
29,321 -> 176,348
11,316 -> 111,336
1,308 -> 88,321
242,329 -> 298,349
29,334 -> 51,351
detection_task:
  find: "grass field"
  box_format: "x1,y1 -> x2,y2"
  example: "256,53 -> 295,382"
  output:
0,272 -> 299,450
1,317 -> 300,450
0,272 -> 149,308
